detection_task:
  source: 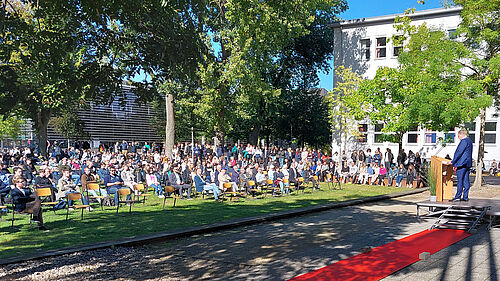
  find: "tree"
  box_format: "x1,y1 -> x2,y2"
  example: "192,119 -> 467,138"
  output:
0,0 -> 122,158
0,116 -> 25,145
195,0 -> 347,145
448,0 -> 500,187
344,18 -> 491,153
264,17 -> 339,147
49,110 -> 88,147
110,0 -> 208,158
327,66 -> 364,153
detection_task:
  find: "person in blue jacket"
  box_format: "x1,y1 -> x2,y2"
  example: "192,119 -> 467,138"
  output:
450,129 -> 473,202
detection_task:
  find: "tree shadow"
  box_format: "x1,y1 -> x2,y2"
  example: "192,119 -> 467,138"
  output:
0,196 -> 456,280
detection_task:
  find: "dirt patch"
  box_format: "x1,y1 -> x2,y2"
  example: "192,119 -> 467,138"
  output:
469,185 -> 500,198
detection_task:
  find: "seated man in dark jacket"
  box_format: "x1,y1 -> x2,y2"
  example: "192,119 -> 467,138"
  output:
11,175 -> 48,230
35,167 -> 56,201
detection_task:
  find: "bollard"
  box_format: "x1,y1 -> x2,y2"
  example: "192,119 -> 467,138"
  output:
419,252 -> 431,260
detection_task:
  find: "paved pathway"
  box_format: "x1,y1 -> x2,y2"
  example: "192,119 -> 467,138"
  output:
1,190 -> 499,280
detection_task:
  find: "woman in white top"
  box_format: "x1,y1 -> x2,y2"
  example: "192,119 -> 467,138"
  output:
145,168 -> 164,198
358,162 -> 368,184
121,165 -> 137,190
371,163 -> 380,185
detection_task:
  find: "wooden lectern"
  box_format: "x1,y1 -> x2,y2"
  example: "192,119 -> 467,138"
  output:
430,156 -> 454,201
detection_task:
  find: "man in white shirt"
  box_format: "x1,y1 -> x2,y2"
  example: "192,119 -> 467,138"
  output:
218,168 -> 238,192
348,161 -> 358,183
255,168 -> 267,187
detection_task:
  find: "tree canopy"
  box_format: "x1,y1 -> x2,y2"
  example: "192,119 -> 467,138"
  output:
0,0 -> 122,156
342,12 -> 492,151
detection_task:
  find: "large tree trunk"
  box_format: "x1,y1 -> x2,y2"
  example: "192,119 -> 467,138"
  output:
164,93 -> 175,159
473,108 -> 486,188
398,133 -> 403,154
215,129 -> 225,147
37,108 -> 51,159
249,125 -> 260,146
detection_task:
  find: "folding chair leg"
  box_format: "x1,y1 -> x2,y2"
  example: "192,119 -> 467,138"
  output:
173,198 -> 176,207
12,208 -> 14,228
129,202 -> 132,214
81,208 -> 84,220
66,207 -> 70,221
163,197 -> 167,210
116,203 -> 120,215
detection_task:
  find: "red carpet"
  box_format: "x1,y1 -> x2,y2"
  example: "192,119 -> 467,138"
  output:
289,229 -> 471,281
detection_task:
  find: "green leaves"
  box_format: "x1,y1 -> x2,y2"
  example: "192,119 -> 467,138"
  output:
342,16 -> 492,146
0,116 -> 25,141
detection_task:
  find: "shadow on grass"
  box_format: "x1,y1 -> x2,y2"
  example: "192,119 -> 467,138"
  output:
0,185 -> 406,261
0,195 -> 435,280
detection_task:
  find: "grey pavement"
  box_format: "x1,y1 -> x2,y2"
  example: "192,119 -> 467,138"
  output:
1,190 -> 499,280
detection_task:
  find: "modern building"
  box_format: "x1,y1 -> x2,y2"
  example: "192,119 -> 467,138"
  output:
47,84 -> 162,148
331,7 -> 499,167
0,84 -> 163,150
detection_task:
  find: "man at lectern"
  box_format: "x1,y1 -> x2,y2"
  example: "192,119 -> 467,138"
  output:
450,129 -> 473,202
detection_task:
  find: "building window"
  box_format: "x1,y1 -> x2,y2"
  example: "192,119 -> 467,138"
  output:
448,29 -> 457,40
464,122 -> 476,131
485,121 -> 497,131
393,35 -> 403,57
465,122 -> 476,143
408,134 -> 418,144
485,121 -> 497,144
376,37 -> 386,58
469,133 -> 476,143
360,39 -> 370,60
358,124 -> 367,143
425,133 -> 437,144
444,133 -> 455,144
374,123 -> 384,143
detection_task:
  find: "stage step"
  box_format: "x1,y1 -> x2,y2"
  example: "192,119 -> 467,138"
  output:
430,205 -> 490,233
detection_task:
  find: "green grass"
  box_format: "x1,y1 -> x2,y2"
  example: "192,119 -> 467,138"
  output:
0,184 -> 403,260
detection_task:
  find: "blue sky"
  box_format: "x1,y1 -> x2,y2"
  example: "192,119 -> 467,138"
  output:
317,0 -> 444,90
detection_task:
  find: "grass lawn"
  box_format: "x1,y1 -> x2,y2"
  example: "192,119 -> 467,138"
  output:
0,183 -> 405,261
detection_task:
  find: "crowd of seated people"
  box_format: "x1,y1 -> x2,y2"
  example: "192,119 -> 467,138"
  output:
335,147 -> 427,188
0,140 -> 434,230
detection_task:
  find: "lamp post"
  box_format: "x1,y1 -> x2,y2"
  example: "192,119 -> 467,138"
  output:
191,126 -> 194,162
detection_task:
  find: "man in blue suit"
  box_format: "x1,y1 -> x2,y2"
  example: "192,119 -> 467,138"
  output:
450,129 -> 473,202
193,168 -> 220,201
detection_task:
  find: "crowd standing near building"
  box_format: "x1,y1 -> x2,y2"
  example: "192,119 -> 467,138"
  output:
3,138 -> 490,230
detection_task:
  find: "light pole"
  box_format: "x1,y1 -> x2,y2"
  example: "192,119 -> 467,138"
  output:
191,126 -> 194,162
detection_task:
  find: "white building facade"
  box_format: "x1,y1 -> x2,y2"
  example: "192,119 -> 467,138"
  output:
332,7 -> 499,167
